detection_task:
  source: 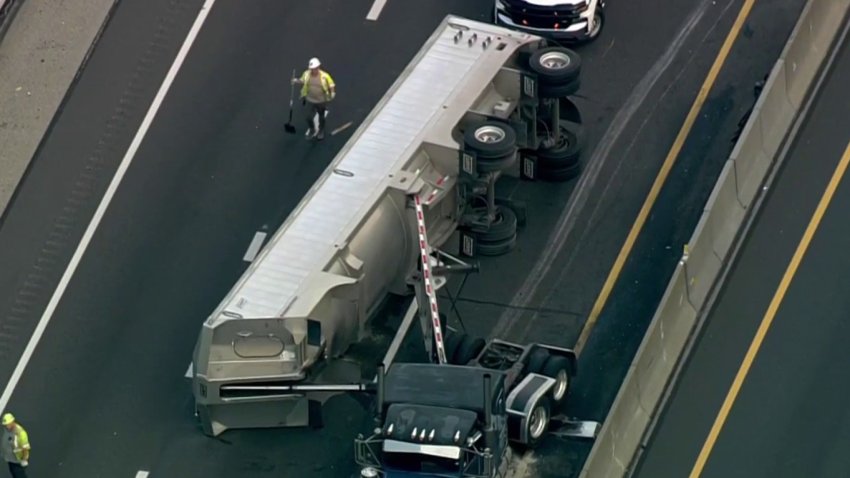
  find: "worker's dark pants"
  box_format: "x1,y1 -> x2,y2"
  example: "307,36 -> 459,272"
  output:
7,463 -> 27,478
304,101 -> 328,133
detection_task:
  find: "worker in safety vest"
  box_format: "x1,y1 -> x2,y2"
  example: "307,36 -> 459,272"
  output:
291,57 -> 336,140
1,413 -> 30,478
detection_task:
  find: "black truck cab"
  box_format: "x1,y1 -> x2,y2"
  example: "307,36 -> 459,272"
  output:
354,336 -> 577,478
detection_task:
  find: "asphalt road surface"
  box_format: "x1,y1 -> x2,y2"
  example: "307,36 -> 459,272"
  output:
633,18 -> 850,478
0,0 -> 805,477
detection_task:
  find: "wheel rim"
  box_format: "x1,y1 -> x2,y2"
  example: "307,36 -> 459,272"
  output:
552,369 -> 569,401
538,51 -> 571,71
554,125 -> 575,150
589,13 -> 602,38
529,404 -> 549,439
474,125 -> 506,144
541,126 -> 576,153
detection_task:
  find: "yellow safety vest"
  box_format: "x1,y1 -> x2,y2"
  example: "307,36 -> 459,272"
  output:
10,424 -> 29,462
300,70 -> 335,99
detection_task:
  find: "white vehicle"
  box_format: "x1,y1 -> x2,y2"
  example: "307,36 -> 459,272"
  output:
190,15 -> 587,437
495,0 -> 605,43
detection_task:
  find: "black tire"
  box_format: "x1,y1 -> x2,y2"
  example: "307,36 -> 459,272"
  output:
539,160 -> 581,182
587,9 -> 604,42
525,348 -> 549,374
455,335 -> 486,365
529,47 -> 581,86
463,120 -> 517,159
470,206 -> 518,243
443,332 -> 463,365
539,77 -> 581,99
525,395 -> 551,448
476,150 -> 517,173
476,233 -> 517,257
541,355 -> 572,404
537,121 -> 582,169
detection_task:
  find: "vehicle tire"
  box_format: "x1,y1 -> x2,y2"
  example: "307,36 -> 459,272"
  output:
537,121 -> 582,170
539,77 -> 581,99
463,120 -> 517,159
587,9 -> 604,41
443,331 -> 464,365
475,233 -> 517,257
525,348 -> 549,374
539,160 -> 581,182
476,150 -> 517,173
525,395 -> 551,448
541,355 -> 572,404
455,335 -> 486,365
469,206 -> 518,243
529,47 -> 581,86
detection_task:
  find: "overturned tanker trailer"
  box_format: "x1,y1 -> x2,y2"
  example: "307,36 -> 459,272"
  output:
191,15 -> 585,437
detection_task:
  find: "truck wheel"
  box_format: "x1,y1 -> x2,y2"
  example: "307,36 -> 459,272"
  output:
477,150 -> 517,173
539,77 -> 581,99
525,348 -> 549,374
539,160 -> 582,182
525,395 -> 551,448
542,355 -> 572,404
529,47 -> 581,86
537,121 -> 582,170
464,120 -> 518,170
475,233 -> 517,257
455,335 -> 486,365
470,206 -> 518,243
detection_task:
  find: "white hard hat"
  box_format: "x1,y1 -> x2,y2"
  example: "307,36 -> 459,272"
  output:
308,57 -> 321,69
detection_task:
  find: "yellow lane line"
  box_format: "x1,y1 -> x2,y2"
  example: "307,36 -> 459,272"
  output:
689,139 -> 850,477
574,0 -> 758,354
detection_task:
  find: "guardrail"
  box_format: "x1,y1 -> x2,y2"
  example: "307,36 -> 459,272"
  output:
578,0 -> 850,476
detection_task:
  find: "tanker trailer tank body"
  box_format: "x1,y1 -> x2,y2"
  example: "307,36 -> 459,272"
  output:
191,15 -> 579,437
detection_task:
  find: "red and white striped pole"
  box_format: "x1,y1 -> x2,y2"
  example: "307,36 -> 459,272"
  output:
412,193 -> 448,365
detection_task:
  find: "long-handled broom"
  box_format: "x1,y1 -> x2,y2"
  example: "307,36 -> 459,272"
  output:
284,68 -> 297,134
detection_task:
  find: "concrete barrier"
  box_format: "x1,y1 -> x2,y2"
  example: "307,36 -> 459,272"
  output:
680,214 -> 721,308
785,0 -> 850,108
702,161 -> 746,260
579,1 -> 850,476
580,264 -> 695,478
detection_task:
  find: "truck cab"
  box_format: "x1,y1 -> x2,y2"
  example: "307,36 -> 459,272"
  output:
355,364 -> 513,478
494,0 -> 605,43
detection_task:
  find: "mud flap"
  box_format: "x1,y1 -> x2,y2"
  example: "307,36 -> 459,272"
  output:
549,416 -> 600,440
459,229 -> 476,258
520,152 -> 538,181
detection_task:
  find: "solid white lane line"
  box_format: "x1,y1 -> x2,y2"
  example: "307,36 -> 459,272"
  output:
0,0 -> 219,412
242,231 -> 267,262
184,362 -> 193,379
366,0 -> 387,21
136,472 -> 150,478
